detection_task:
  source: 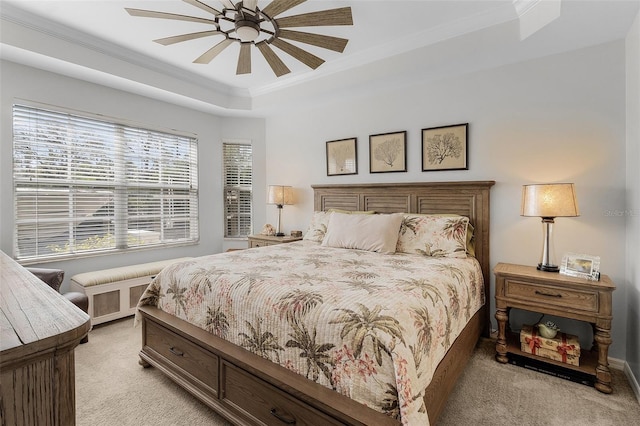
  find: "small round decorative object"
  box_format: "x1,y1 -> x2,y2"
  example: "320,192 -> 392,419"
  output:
536,321 -> 560,339
260,224 -> 275,236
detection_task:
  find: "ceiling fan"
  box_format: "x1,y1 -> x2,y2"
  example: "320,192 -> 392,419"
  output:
125,0 -> 353,77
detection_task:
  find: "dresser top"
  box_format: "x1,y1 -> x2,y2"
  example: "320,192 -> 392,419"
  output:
1,251 -> 90,357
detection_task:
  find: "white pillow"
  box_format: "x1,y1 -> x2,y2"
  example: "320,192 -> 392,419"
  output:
321,213 -> 403,254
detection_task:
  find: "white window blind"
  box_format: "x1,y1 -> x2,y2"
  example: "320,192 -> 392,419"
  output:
223,142 -> 252,238
13,104 -> 199,262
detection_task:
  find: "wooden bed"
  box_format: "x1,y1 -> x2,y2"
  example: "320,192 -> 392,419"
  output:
137,181 -> 494,425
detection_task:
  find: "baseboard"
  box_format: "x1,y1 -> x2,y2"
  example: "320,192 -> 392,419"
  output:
608,356 -> 640,404
609,356 -> 625,371
623,361 -> 640,404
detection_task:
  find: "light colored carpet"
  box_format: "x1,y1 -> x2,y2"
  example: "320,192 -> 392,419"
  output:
75,318 -> 640,426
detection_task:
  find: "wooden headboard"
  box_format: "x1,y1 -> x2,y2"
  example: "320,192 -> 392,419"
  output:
312,180 -> 495,335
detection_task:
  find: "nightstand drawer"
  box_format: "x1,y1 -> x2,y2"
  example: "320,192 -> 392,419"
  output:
505,279 -> 598,312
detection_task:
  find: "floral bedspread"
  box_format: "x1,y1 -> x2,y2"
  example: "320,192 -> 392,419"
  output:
137,240 -> 484,425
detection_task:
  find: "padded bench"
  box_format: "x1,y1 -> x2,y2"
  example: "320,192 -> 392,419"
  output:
70,258 -> 192,325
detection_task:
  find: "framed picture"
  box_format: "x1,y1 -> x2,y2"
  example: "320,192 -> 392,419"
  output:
326,137 -> 357,176
560,252 -> 601,281
369,131 -> 407,173
422,123 -> 468,171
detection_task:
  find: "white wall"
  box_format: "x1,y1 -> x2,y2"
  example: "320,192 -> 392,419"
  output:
265,41 -> 629,359
626,11 -> 640,388
0,59 -> 265,292
0,28 -> 632,370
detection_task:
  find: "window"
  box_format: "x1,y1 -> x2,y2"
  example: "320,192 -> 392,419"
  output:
13,103 -> 199,262
223,142 -> 252,237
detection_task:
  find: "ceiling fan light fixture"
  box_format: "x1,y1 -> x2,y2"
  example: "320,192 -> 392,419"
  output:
127,2 -> 353,77
235,20 -> 260,42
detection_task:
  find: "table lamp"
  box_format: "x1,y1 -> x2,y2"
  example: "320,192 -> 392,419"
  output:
521,183 -> 579,272
267,185 -> 294,237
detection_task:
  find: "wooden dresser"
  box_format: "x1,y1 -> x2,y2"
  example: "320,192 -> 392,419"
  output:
0,251 -> 91,425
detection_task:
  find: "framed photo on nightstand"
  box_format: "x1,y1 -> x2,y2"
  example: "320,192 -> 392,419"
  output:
560,252 -> 600,281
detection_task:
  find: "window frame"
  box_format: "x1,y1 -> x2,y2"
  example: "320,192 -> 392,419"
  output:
12,101 -> 199,263
223,140 -> 253,238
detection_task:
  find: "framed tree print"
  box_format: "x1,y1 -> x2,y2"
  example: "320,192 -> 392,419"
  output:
369,131 -> 407,173
422,123 -> 468,171
326,137 -> 357,176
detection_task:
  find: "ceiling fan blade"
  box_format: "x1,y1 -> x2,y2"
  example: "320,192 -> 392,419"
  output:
275,7 -> 353,28
256,41 -> 291,77
154,30 -> 222,46
237,43 -> 252,74
271,38 -> 324,69
261,0 -> 306,18
219,0 -> 235,9
193,39 -> 234,64
243,0 -> 259,11
182,0 -> 221,16
278,29 -> 348,52
125,8 -> 216,25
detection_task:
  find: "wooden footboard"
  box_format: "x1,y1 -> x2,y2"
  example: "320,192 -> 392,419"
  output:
139,304 -> 482,425
138,305 -> 400,426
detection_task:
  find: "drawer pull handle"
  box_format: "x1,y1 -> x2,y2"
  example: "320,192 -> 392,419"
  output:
270,408 -> 296,424
169,347 -> 184,357
535,290 -> 562,298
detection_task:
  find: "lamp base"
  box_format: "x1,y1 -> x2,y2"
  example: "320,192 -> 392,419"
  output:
537,263 -> 559,273
275,232 -> 285,237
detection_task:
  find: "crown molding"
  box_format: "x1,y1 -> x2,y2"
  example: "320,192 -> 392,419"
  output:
0,2 -> 253,108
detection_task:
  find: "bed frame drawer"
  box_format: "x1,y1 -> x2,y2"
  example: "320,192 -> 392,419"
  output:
221,361 -> 344,426
145,319 -> 219,395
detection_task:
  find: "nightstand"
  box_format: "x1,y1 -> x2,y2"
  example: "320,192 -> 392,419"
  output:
494,262 -> 615,393
247,234 -> 303,248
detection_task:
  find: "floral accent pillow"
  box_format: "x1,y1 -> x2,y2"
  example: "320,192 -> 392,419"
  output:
303,211 -> 332,242
396,214 -> 469,258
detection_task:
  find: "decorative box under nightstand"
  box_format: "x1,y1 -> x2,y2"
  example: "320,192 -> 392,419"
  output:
519,324 -> 581,366
247,234 -> 303,248
494,262 -> 615,393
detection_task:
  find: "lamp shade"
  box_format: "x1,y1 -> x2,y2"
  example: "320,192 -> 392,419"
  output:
267,185 -> 294,206
521,183 -> 579,218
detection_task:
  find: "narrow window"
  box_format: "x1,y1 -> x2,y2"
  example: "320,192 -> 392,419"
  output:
223,142 -> 252,238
